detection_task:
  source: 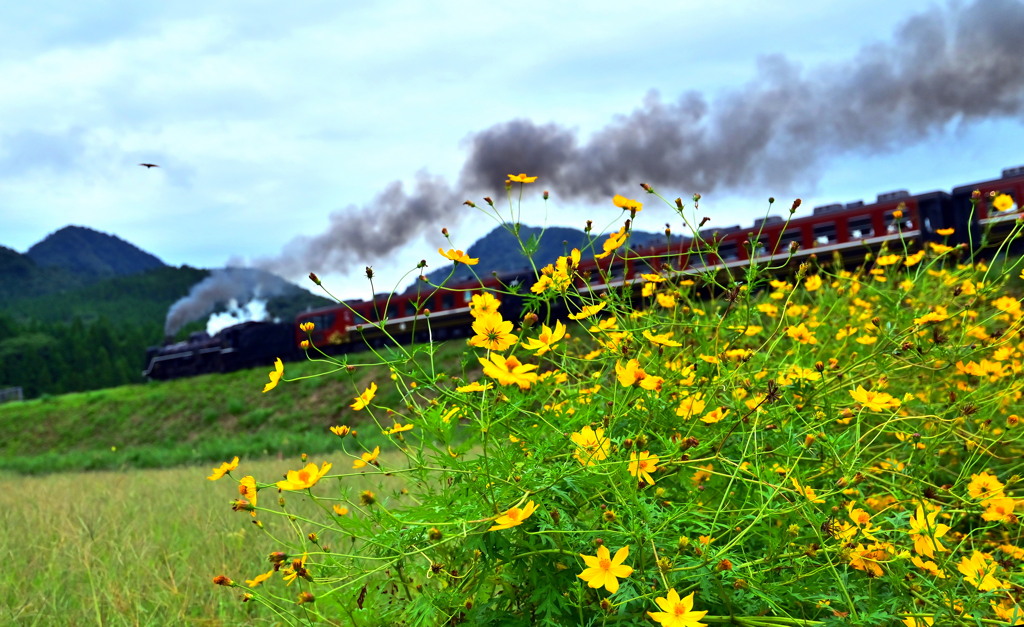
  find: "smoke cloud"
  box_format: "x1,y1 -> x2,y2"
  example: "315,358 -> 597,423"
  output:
165,267 -> 290,336
266,0 -> 1024,274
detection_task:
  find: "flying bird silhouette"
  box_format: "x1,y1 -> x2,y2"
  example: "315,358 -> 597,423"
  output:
139,163 -> 160,168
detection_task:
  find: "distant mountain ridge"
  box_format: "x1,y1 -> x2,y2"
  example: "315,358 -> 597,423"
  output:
26,225 -> 166,279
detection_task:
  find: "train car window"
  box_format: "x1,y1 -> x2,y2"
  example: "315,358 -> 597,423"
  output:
813,222 -> 836,245
464,292 -> 473,303
405,302 -> 418,316
717,242 -> 739,261
441,293 -> 455,310
848,215 -> 874,239
387,303 -> 398,319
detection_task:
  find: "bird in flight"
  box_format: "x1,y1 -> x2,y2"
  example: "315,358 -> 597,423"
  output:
139,163 -> 160,169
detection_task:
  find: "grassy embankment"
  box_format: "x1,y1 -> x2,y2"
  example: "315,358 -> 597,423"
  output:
0,340 -> 472,475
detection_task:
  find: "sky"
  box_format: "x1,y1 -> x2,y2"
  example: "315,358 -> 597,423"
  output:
2,0 -> 1024,303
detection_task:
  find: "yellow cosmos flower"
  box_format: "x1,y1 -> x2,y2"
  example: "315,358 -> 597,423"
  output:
791,477 -> 825,503
489,500 -> 538,531
980,496 -> 1017,523
350,382 -> 377,411
934,228 -> 955,236
568,302 -> 606,320
629,451 -> 660,485
207,456 -> 239,481
647,589 -> 709,627
956,551 -> 1003,591
456,381 -> 493,393
849,385 -> 900,412
438,248 -> 479,265
904,250 -> 926,266
907,506 -> 949,558
848,542 -> 891,577
238,475 -> 258,516
469,313 -> 517,351
913,309 -> 949,325
643,329 -> 682,346
276,461 -> 332,491
506,173 -> 538,183
578,545 -> 633,594
352,446 -> 380,469
992,193 -> 1014,212
875,254 -> 901,266
803,274 -> 823,291
333,504 -> 349,516
263,358 -> 284,393
700,407 -> 729,424
330,425 -> 352,437
616,359 -> 648,387
469,292 -> 501,318
521,320 -> 566,355
384,422 -> 414,436
786,323 -> 817,345
967,471 -> 1005,500
595,227 -> 628,260
478,353 -> 539,389
675,393 -> 706,419
245,569 -> 275,588
656,292 -> 677,308
570,425 -> 610,466
612,194 -> 643,213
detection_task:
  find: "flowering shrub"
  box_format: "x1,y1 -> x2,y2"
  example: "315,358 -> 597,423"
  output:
210,180 -> 1023,626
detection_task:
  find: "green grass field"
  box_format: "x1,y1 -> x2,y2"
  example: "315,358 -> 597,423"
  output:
0,458 -> 395,626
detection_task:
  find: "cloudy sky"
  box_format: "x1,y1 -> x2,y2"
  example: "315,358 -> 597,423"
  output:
2,0 -> 1023,301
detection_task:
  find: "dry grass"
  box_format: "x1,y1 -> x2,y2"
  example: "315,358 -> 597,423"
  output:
0,458 -> 391,626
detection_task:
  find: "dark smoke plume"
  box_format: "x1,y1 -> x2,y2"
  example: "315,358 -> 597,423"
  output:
268,0 -> 1024,276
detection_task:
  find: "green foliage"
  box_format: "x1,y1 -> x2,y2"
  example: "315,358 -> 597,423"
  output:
205,186 -> 1024,626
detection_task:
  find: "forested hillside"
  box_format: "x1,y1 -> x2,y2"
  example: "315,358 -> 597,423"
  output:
0,226 -> 331,400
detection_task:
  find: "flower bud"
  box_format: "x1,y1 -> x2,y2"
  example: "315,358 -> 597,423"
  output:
365,266 -> 374,279
308,272 -> 321,286
640,182 -> 653,192
483,196 -> 494,206
692,193 -> 701,203
212,575 -> 234,586
442,227 -> 449,237
543,190 -> 549,200
791,198 -> 802,212
463,200 -> 476,208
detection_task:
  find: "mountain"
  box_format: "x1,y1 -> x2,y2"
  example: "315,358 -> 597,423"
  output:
26,225 -> 166,280
422,223 -> 684,286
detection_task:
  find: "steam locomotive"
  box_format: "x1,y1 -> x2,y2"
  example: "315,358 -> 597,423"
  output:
142,166 -> 1023,381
